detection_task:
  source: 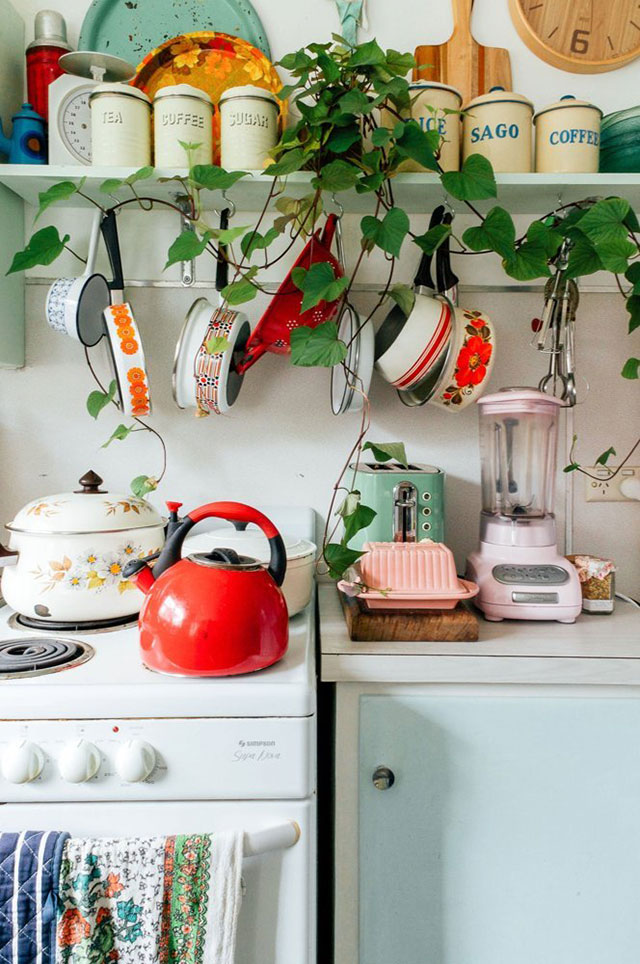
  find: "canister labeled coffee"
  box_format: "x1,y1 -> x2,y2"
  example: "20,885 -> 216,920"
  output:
534,95 -> 602,173
153,84 -> 213,166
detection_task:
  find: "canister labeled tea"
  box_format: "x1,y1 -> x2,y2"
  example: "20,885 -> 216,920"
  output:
407,82 -> 462,171
534,95 -> 602,173
219,85 -> 279,170
463,87 -> 533,172
90,83 -> 151,166
153,84 -> 213,167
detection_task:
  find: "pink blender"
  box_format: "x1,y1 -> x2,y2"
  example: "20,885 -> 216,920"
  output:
466,387 -> 582,623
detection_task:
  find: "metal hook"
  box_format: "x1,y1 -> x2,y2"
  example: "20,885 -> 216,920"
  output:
331,193 -> 345,219
221,190 -> 236,219
443,195 -> 455,218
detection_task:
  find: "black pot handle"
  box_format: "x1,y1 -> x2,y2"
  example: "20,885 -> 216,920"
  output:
216,208 -> 230,293
100,210 -> 125,296
413,205 -> 445,289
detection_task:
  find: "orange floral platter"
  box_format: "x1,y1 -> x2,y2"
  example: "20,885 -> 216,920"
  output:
133,32 -> 284,163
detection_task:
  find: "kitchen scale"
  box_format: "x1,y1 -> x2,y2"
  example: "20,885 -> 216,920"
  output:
48,51 -> 135,165
466,387 -> 582,623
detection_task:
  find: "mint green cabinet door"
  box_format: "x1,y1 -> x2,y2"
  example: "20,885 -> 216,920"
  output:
359,694 -> 640,964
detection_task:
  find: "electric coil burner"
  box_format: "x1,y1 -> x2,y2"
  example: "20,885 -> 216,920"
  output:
0,638 -> 94,679
15,613 -> 136,632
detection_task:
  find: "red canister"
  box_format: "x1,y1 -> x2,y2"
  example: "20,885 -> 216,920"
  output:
26,11 -> 71,122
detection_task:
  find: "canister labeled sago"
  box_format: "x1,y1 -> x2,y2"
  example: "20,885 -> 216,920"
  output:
153,84 -> 213,166
219,85 -> 279,170
534,95 -> 602,173
90,83 -> 151,166
463,87 -> 533,172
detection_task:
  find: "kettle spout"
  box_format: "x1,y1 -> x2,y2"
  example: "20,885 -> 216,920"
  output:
0,544 -> 18,568
123,558 -> 157,594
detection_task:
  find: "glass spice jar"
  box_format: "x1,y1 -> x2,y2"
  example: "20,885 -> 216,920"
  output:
567,554 -> 616,614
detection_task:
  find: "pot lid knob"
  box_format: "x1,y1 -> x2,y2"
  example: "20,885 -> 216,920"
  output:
75,470 -> 106,494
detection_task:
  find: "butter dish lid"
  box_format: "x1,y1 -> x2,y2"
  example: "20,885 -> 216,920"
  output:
534,94 -> 603,121
466,86 -> 533,111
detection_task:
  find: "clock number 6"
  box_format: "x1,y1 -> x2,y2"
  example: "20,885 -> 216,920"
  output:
570,29 -> 590,54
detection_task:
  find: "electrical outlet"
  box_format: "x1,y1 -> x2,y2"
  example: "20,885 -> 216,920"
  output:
584,466 -> 640,502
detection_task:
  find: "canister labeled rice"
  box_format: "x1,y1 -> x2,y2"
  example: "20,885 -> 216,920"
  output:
534,95 -> 602,173
153,84 -> 213,167
407,82 -> 462,172
90,83 -> 151,167
463,87 -> 533,172
219,85 -> 279,170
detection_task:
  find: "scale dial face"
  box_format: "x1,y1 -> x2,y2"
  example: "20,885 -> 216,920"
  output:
59,87 -> 93,163
509,0 -> 640,72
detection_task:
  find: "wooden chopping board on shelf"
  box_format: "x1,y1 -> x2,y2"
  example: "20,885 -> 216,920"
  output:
413,0 -> 512,106
339,591 -> 479,642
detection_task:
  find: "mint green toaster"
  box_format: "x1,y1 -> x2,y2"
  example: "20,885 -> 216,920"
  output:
347,462 -> 445,550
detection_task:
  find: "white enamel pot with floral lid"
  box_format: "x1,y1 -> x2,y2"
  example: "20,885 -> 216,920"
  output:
0,470 -> 165,626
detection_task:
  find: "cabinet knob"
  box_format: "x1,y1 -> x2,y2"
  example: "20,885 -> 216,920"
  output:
372,765 -> 395,790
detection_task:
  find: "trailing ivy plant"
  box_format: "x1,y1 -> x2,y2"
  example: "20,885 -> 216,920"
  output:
6,34 -> 639,574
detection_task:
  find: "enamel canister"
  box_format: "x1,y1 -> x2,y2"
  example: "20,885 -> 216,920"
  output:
153,84 -> 213,167
463,87 -> 533,172
534,95 -> 602,173
90,82 -> 151,166
219,84 -> 279,170
406,81 -> 462,172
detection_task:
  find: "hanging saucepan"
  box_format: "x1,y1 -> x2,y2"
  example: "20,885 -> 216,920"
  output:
45,208 -> 111,346
375,207 -> 453,391
173,209 -> 251,415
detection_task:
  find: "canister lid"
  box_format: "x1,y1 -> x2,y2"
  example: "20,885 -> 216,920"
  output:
89,83 -> 151,104
153,84 -> 213,105
408,81 -> 463,103
533,95 -> 603,122
219,84 -> 279,105
466,86 -> 534,112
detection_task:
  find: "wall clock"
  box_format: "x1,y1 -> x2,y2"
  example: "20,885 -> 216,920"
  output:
508,0 -> 640,73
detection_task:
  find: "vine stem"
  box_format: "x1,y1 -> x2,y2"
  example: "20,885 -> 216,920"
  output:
568,436 -> 640,483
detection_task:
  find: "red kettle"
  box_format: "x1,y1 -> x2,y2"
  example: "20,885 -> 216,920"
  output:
124,501 -> 288,677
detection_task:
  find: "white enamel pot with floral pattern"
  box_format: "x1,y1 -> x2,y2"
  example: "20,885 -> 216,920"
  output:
1,470 -> 164,625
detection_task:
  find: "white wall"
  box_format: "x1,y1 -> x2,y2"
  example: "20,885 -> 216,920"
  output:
2,0 -> 639,594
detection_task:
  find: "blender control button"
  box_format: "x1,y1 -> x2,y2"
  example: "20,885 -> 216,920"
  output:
58,740 -> 101,783
421,492 -> 432,501
512,591 -> 559,604
422,507 -> 431,516
1,740 -> 45,784
421,522 -> 431,532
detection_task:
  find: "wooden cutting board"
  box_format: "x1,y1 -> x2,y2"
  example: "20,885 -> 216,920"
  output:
339,591 -> 479,642
413,0 -> 512,107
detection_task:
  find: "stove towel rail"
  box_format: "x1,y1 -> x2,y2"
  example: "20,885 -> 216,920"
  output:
243,820 -> 300,857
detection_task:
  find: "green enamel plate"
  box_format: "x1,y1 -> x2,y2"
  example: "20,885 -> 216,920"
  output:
79,0 -> 271,65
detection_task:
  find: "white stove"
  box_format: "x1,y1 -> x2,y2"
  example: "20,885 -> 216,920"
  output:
0,506 -> 317,964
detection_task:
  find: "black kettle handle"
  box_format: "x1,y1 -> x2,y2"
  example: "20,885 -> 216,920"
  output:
413,205 -> 445,289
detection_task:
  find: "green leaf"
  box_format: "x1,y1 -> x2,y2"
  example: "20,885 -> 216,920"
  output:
625,261 -> 640,293
526,220 -> 563,259
131,475 -> 158,498
100,177 -> 126,194
394,121 -> 439,171
594,235 -> 636,273
413,222 -> 452,255
579,197 -> 631,246
291,261 -> 349,312
462,206 -> 515,260
362,441 -> 408,467
347,39 -> 386,67
221,266 -> 259,305
384,48 -> 415,74
503,243 -> 551,281
326,125 -> 362,154
190,165 -> 249,190
164,229 -> 213,269
360,207 -> 409,258
386,282 -> 415,317
124,166 -> 154,185
622,356 -> 640,379
263,149 -> 308,176
337,490 -> 361,518
324,543 -> 364,580
241,226 -> 281,258
441,153 -> 497,201
36,180 -> 84,221
317,50 -> 341,82
7,226 -> 70,274
563,462 -> 580,473
624,206 -> 640,232
87,380 -> 116,420
205,335 -> 230,354
337,88 -> 371,115
290,321 -> 348,367
627,295 -> 640,334
342,504 -> 377,544
566,236 -> 603,278
356,171 -> 385,193
312,159 -> 360,192
371,126 -> 391,147
596,446 -> 616,466
102,423 -> 135,447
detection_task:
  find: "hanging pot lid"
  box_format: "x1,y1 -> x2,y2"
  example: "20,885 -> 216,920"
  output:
183,528 -> 316,568
6,470 -> 164,535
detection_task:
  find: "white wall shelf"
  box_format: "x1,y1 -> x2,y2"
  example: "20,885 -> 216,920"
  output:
1,166 -> 640,214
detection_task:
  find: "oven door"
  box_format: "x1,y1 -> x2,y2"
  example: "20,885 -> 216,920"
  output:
0,798 -> 316,964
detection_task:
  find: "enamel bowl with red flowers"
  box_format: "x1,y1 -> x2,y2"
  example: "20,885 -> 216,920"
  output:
429,306 -> 495,410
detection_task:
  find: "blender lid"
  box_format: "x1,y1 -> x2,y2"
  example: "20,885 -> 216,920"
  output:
478,387 -> 565,411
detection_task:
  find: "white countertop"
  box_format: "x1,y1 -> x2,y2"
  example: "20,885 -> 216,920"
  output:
319,584 -> 640,685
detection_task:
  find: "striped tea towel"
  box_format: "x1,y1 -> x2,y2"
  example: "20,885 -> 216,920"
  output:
0,830 -> 70,964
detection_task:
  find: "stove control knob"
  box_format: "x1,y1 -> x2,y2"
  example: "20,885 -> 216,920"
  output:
115,740 -> 156,783
1,740 -> 45,784
59,740 -> 101,783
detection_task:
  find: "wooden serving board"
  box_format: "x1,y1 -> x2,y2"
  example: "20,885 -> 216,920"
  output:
413,0 -> 512,106
339,591 -> 479,642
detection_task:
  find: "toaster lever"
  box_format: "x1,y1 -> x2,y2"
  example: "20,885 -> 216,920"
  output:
393,482 -> 418,543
